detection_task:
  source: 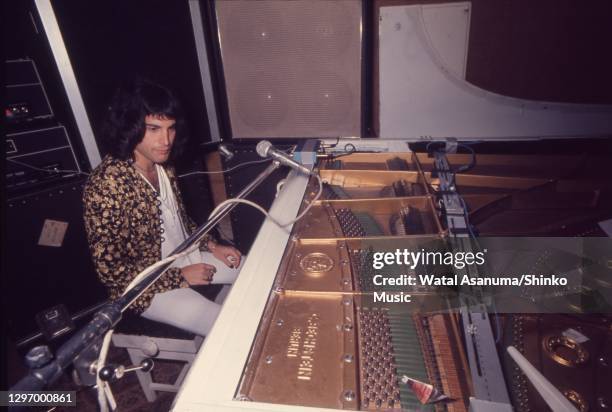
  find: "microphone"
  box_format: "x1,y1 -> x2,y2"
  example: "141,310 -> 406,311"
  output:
218,144 -> 234,161
256,140 -> 313,176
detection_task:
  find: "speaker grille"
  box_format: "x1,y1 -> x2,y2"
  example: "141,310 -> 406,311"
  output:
216,0 -> 362,138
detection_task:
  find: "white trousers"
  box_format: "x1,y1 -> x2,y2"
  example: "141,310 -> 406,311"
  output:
141,251 -> 243,336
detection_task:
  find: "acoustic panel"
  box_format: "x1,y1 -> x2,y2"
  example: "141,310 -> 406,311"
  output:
216,0 -> 362,138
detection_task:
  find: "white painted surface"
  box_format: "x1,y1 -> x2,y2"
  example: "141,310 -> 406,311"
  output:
421,2 -> 471,79
188,0 -> 221,142
35,0 -> 101,168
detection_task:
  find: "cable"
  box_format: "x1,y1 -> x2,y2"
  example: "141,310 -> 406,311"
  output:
328,137 -> 341,148
178,158 -> 271,178
121,246 -> 201,306
209,173 -> 323,227
7,158 -> 89,176
319,137 -> 341,149
178,145 -> 299,178
426,141 -> 476,174
454,143 -> 476,173
275,179 -> 287,197
96,331 -> 116,412
324,142 -> 357,160
95,243 -> 202,411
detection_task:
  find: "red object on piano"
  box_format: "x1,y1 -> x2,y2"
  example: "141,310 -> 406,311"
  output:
401,375 -> 450,404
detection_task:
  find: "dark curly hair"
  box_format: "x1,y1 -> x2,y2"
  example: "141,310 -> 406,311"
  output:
102,78 -> 188,163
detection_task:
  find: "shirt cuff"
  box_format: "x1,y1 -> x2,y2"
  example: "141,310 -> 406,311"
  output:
200,234 -> 216,252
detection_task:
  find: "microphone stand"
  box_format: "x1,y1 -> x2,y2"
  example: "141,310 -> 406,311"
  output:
11,160 -> 281,394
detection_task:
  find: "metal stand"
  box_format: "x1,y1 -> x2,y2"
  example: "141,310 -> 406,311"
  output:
10,161 -> 281,394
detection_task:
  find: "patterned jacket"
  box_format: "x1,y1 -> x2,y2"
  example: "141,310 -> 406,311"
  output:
83,156 -> 212,313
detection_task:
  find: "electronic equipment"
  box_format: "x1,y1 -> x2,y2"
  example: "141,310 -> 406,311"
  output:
35,304 -> 75,341
5,59 -> 54,124
5,56 -> 82,198
6,125 -> 82,196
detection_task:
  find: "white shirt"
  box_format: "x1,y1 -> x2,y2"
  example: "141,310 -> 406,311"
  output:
137,165 -> 201,269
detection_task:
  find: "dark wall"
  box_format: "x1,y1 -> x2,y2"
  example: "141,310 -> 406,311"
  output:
4,179 -> 108,342
49,0 -> 217,221
467,0 -> 612,104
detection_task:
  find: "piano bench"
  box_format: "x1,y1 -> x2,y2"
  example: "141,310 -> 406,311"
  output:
111,316 -> 204,402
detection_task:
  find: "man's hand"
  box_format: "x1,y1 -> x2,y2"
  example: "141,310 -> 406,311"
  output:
209,242 -> 242,268
180,263 -> 217,285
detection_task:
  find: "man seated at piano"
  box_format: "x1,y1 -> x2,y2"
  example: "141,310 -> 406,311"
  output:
83,78 -> 242,336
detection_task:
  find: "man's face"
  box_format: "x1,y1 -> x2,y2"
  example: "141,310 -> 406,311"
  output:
133,114 -> 176,166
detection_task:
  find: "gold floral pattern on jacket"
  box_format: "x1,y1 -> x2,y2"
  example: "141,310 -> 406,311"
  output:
83,156 -> 212,313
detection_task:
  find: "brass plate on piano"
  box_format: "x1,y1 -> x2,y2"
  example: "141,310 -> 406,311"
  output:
299,252 -> 334,274
237,293 -> 358,409
275,240 -> 353,293
292,203 -> 343,239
